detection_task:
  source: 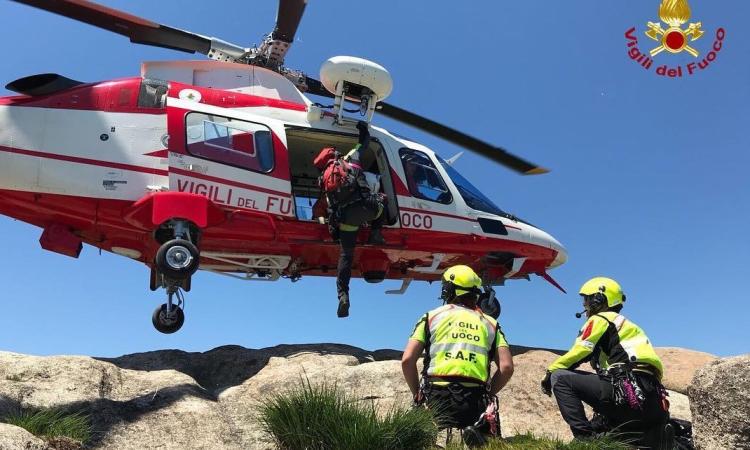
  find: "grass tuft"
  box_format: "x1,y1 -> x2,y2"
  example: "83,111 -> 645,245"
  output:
443,431 -> 634,449
259,379 -> 438,450
2,407 -> 90,444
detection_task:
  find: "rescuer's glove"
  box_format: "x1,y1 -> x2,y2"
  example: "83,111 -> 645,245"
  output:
541,371 -> 552,397
356,120 -> 370,147
411,391 -> 424,408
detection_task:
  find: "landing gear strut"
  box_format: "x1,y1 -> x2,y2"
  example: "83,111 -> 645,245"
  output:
152,286 -> 185,334
154,220 -> 200,280
151,219 -> 199,334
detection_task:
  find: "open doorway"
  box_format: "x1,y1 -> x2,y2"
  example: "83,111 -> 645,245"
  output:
285,127 -> 398,225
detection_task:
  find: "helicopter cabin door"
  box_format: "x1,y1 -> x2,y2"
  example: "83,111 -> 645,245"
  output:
165,92 -> 293,217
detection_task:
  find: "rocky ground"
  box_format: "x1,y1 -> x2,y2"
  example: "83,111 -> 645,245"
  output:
0,345 -> 716,449
688,354 -> 750,450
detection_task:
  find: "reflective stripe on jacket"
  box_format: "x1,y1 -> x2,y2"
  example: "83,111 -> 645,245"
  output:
547,311 -> 664,380
411,304 -> 506,384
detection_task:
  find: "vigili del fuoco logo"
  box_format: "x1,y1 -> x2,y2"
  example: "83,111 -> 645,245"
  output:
625,0 -> 725,77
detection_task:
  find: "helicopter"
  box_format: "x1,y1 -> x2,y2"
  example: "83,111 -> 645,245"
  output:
0,0 -> 567,333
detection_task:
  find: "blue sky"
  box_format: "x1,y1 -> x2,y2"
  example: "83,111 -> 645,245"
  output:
0,1 -> 747,358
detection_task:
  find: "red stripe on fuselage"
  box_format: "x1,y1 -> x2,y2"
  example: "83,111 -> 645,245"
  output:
0,189 -> 558,283
0,145 -> 168,176
1,77 -> 309,113
170,167 -> 292,198
400,206 -> 476,223
144,149 -> 169,158
400,206 -> 522,230
0,78 -> 166,114
168,81 -> 307,112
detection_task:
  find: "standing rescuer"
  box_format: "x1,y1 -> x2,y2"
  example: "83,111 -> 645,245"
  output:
541,277 -> 672,447
314,120 -> 386,318
402,265 -> 513,447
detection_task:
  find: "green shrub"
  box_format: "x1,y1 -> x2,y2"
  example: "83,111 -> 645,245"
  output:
259,380 -> 438,450
2,407 -> 90,444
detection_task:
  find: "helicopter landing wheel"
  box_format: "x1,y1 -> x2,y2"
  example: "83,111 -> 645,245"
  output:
152,304 -> 184,334
152,287 -> 185,334
478,286 -> 501,319
155,239 -> 199,280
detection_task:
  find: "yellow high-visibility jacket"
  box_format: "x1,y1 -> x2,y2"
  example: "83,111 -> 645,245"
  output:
410,304 -> 508,385
548,311 -> 664,380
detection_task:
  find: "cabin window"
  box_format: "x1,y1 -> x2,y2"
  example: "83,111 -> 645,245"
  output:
399,148 -> 452,204
437,155 -> 507,217
184,112 -> 274,172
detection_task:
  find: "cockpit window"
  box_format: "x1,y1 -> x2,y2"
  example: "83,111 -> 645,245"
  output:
437,156 -> 507,216
400,148 -> 452,204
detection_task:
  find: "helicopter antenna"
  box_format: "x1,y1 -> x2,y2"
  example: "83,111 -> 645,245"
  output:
445,152 -> 464,166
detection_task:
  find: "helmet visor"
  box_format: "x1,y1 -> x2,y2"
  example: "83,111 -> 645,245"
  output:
582,293 -> 606,315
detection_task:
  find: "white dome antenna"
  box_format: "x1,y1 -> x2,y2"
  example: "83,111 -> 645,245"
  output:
320,56 -> 393,124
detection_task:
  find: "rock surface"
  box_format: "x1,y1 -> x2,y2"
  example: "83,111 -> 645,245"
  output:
656,347 -> 717,394
0,345 -> 697,449
0,423 -> 49,450
689,354 -> 750,450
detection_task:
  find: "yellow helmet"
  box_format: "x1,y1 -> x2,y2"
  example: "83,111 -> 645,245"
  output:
579,277 -> 626,308
441,265 -> 483,302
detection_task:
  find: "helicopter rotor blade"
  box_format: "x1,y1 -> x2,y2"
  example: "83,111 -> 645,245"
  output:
376,102 -> 548,175
301,76 -> 547,175
303,76 -> 334,98
9,0 -> 245,57
259,0 -> 307,68
273,0 -> 307,43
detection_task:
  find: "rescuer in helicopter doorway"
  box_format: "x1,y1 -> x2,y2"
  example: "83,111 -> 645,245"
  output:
541,277 -> 672,448
401,265 -> 513,447
314,120 -> 386,318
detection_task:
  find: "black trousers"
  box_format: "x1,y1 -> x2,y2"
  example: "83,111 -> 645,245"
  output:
425,384 -> 488,430
335,201 -> 384,299
551,369 -> 668,440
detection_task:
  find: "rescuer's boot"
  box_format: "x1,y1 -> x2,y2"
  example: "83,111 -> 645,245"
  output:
337,292 -> 350,318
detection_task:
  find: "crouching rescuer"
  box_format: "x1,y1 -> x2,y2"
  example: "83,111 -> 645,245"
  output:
541,277 -> 673,448
401,265 -> 514,447
313,120 -> 386,318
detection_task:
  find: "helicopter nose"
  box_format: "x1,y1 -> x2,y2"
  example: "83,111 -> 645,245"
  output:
549,240 -> 568,268
527,226 -> 567,268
